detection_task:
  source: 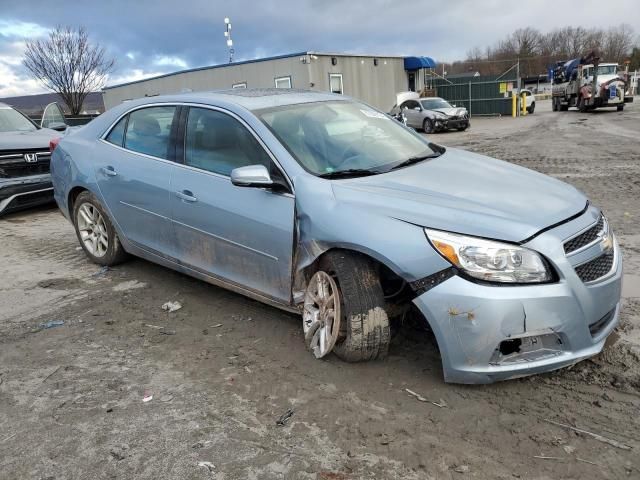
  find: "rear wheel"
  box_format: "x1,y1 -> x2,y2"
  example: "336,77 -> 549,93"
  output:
617,104 -> 624,112
73,191 -> 128,266
423,118 -> 434,134
552,97 -> 558,111
303,251 -> 390,362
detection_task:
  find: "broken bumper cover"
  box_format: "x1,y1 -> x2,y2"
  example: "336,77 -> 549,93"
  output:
434,117 -> 469,131
412,213 -> 622,384
0,174 -> 54,216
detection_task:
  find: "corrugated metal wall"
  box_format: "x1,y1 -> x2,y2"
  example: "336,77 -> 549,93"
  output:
430,73 -> 518,116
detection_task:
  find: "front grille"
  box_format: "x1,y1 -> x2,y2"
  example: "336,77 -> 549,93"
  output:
564,215 -> 604,254
589,308 -> 616,336
575,252 -> 614,283
0,151 -> 50,178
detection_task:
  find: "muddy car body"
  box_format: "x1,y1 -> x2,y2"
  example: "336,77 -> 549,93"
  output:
50,89 -> 622,383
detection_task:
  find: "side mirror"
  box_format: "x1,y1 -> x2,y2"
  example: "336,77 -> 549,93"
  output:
452,104 -> 457,107
230,164 -> 274,188
402,106 -> 409,111
413,106 -> 421,111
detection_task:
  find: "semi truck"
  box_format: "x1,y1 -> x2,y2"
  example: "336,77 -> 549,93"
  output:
552,52 -> 633,112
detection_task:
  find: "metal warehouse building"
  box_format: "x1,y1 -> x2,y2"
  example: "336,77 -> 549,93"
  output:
102,52 -> 437,112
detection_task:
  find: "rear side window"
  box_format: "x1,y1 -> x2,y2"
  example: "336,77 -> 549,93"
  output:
184,107 -> 271,176
124,106 -> 176,159
105,116 -> 127,146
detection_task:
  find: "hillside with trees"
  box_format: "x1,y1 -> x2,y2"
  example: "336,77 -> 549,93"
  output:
442,24 -> 638,77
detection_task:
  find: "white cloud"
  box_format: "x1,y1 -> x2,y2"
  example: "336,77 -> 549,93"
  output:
154,55 -> 188,69
0,20 -> 48,39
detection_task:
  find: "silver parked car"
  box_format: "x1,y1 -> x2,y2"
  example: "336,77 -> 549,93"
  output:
391,95 -> 470,133
51,89 -> 621,384
0,102 -> 67,216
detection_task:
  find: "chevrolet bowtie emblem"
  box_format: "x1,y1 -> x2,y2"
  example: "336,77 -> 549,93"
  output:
23,153 -> 38,163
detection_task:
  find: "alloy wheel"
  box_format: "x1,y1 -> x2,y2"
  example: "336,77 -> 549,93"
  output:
303,271 -> 341,358
77,202 -> 109,257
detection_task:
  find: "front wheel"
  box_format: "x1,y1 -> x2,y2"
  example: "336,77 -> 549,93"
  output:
617,104 -> 624,112
423,118 -> 434,134
303,251 -> 390,362
552,97 -> 558,111
73,191 -> 128,266
528,102 -> 535,114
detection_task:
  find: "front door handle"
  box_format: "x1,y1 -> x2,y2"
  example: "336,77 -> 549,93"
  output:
101,166 -> 117,177
176,190 -> 197,203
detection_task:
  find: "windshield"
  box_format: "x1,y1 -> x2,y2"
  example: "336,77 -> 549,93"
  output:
596,65 -> 617,75
0,106 -> 37,133
420,99 -> 452,110
258,101 -> 438,176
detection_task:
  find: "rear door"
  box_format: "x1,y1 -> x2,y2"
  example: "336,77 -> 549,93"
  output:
95,105 -> 178,255
170,106 -> 295,302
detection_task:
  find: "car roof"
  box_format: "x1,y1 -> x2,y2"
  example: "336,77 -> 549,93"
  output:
0,102 -> 14,109
126,88 -> 347,111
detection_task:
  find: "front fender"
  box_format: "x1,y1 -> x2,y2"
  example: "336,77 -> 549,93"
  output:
293,175 -> 450,283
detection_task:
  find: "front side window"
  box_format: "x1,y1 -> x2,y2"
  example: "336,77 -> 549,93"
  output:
259,100 -> 439,176
185,107 -> 271,176
0,105 -> 37,133
275,76 -> 292,89
124,106 -> 176,159
329,74 -> 343,94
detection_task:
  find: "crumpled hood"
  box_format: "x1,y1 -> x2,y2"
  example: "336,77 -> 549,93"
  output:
0,128 -> 60,150
431,107 -> 467,117
331,148 -> 587,242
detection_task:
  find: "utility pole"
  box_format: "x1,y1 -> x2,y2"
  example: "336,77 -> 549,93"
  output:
224,17 -> 234,63
516,57 -> 521,117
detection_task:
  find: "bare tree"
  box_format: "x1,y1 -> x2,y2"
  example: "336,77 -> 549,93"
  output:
23,26 -> 114,115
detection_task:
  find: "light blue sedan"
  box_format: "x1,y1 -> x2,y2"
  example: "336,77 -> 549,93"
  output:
50,89 -> 622,383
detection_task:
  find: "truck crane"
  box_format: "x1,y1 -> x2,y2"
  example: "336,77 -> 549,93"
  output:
552,51 -> 633,112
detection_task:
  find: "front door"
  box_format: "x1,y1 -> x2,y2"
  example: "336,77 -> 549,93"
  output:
171,106 -> 295,302
95,105 -> 178,255
408,72 -> 416,92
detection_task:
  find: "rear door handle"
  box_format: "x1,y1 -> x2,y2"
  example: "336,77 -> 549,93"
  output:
176,190 -> 197,203
101,166 -> 117,177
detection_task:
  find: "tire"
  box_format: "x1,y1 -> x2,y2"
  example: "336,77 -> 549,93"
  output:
560,102 -> 569,111
316,251 -> 390,362
552,98 -> 558,111
578,97 -> 587,113
72,191 -> 128,266
422,118 -> 434,134
617,105 -> 624,112
528,102 -> 535,114
457,124 -> 468,131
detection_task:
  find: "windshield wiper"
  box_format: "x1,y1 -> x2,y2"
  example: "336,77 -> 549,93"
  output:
389,151 -> 442,170
317,168 -> 383,179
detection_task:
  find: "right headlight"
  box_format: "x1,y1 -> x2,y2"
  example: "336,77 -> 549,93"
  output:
425,229 -> 552,284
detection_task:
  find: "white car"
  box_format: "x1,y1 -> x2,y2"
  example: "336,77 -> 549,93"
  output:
522,89 -> 536,114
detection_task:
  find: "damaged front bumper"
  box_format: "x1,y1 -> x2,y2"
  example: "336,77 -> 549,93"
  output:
434,117 -> 469,131
412,208 -> 622,384
0,174 -> 54,216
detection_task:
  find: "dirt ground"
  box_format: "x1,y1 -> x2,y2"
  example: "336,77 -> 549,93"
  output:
1,100 -> 639,480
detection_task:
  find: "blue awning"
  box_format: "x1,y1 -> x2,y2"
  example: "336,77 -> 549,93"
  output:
404,56 -> 437,70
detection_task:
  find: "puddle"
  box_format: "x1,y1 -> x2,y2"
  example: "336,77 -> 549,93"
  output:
622,274 -> 640,299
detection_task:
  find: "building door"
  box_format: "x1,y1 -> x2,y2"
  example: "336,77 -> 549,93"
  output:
408,72 -> 416,92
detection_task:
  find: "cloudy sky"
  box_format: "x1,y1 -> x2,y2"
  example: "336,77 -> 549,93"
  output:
1,0 -> 638,97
